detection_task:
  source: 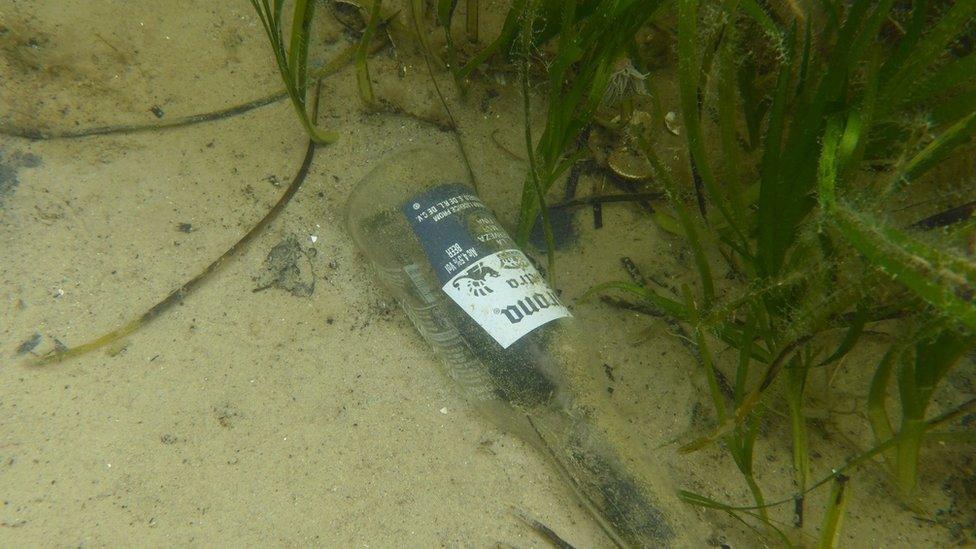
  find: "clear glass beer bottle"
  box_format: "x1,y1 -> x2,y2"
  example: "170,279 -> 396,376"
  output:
346,147 -> 683,548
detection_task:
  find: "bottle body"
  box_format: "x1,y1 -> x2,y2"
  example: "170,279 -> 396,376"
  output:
346,148 -> 573,410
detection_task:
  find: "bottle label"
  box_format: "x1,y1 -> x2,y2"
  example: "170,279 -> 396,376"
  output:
404,183 -> 570,348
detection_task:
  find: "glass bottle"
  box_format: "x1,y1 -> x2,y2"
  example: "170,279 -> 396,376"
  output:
346,147 -> 685,548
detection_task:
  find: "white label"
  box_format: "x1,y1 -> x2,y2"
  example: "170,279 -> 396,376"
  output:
441,249 -> 571,348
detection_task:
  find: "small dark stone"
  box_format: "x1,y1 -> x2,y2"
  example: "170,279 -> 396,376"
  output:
160,434 -> 180,444
16,333 -> 42,355
480,88 -> 500,114
1,147 -> 43,207
12,151 -> 40,168
253,234 -> 315,297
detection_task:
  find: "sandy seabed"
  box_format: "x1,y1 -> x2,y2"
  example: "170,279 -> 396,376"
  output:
1,2 -> 969,547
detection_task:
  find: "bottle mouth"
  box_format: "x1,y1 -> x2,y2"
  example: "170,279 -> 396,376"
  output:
343,146 -> 433,238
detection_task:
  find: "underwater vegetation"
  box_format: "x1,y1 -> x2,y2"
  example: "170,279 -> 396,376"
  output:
241,0 -> 976,545
624,0 -> 976,539
586,0 -> 974,543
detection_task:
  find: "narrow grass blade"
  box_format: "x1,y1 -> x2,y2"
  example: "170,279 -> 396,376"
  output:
681,338 -> 807,453
519,2 -> 555,280
684,284 -> 728,420
754,24 -> 794,276
288,0 -> 313,98
882,2 -> 976,109
465,0 -> 479,41
678,490 -> 789,545
903,52 -> 976,108
639,135 -> 716,304
903,111 -> 976,181
832,208 -> 976,331
355,0 -> 383,106
585,281 -> 687,319
786,354 -> 810,499
248,0 -> 339,143
818,303 -> 868,367
816,475 -> 850,549
677,0 -> 748,248
457,0 -> 525,81
735,0 -> 785,52
819,115 -> 976,330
